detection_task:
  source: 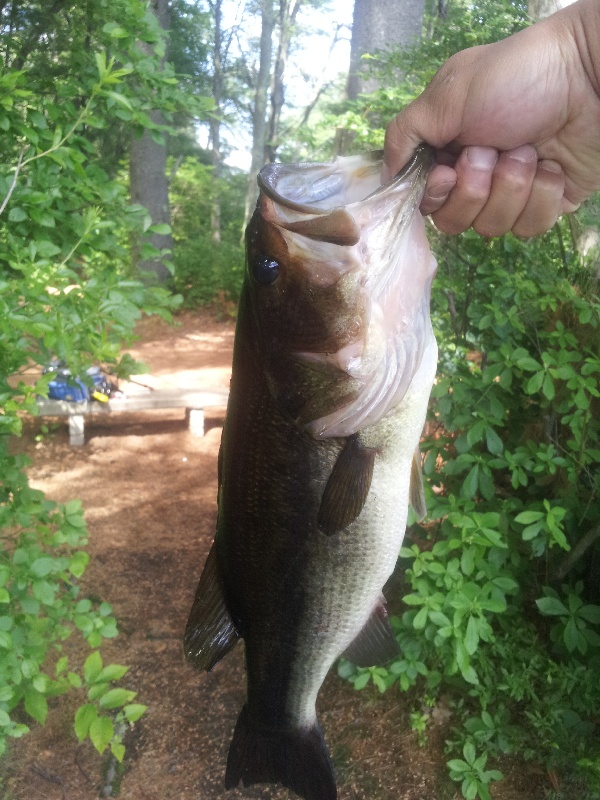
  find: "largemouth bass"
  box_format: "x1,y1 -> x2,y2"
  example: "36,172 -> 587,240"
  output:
184,146 -> 437,800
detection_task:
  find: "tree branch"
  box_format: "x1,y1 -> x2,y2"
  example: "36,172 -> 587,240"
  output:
554,524 -> 600,581
0,146 -> 28,218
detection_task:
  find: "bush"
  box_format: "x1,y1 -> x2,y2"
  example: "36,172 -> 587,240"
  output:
340,223 -> 600,796
170,159 -> 246,307
0,0 -> 189,779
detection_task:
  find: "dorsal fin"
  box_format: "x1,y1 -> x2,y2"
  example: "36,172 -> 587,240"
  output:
317,434 -> 378,535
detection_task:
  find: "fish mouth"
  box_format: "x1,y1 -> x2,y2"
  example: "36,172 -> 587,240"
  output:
257,147 -> 437,439
258,146 -> 433,216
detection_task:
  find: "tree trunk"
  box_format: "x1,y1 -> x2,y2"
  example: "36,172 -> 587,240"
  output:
209,0 -> 223,245
129,0 -> 173,283
528,0 -> 576,18
347,0 -> 425,99
335,0 -> 424,155
242,0 -> 274,233
264,0 -> 301,164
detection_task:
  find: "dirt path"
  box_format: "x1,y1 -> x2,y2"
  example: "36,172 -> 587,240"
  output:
3,311 -> 543,800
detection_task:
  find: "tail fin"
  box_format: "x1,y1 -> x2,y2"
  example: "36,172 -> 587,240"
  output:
225,705 -> 337,800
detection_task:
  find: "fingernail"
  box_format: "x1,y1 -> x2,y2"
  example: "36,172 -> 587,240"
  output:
466,147 -> 498,170
428,181 -> 455,200
539,159 -> 561,174
508,144 -> 536,164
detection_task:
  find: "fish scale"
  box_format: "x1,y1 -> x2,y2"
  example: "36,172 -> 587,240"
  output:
184,146 -> 437,800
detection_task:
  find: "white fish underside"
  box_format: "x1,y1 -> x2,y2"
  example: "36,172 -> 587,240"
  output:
286,338 -> 437,728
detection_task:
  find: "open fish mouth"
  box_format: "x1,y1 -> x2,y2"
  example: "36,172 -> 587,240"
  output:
257,146 -> 437,439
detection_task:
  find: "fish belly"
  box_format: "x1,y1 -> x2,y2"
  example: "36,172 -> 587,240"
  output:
281,336 -> 438,728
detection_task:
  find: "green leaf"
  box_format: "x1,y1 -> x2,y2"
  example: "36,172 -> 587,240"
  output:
516,356 -> 541,372
83,651 -> 103,683
95,51 -> 107,79
148,222 -> 171,235
353,672 -> 370,690
105,90 -> 133,110
542,373 -> 555,400
563,617 -> 581,653
485,427 -> 503,455
97,664 -> 129,682
89,716 -> 114,754
24,689 -> 48,724
448,758 -> 470,774
33,580 -> 56,604
35,240 -> 61,258
536,596 -> 568,616
103,23 -> 129,38
522,522 -> 543,541
462,465 -> 479,500
98,688 -> 136,710
68,551 -> 89,578
579,605 -> 600,624
515,511 -> 544,524
111,741 -> 126,762
463,741 -> 477,765
88,682 -> 110,701
123,703 -> 147,723
8,207 -> 27,222
464,616 -> 480,655
526,371 -> 544,394
413,606 -> 429,630
74,703 -> 98,741
30,557 -> 60,577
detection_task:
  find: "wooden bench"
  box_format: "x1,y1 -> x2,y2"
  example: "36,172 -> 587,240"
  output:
35,389 -> 229,446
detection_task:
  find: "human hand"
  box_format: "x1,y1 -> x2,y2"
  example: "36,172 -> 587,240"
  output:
383,0 -> 600,238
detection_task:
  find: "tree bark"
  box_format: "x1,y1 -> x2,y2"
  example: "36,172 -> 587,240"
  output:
129,0 -> 173,283
209,0 -> 223,245
264,0 -> 301,164
528,0 -> 576,19
242,0 -> 274,233
347,0 -> 425,99
335,0 -> 425,156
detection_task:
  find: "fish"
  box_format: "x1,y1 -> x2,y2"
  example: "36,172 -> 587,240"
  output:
183,145 -> 438,800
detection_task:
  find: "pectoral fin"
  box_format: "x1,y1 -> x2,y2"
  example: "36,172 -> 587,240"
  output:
409,447 -> 427,521
342,601 -> 400,667
317,434 -> 377,535
184,541 -> 240,671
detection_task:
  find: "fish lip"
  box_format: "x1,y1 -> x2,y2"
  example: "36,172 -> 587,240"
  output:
257,145 -> 434,216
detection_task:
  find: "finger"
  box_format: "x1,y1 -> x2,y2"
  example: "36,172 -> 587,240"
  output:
382,107 -> 425,183
430,146 -> 498,235
512,160 -> 565,238
472,145 -> 537,237
420,164 -> 457,215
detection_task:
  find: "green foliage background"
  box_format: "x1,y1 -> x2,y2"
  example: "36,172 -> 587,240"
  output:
333,2 -> 600,798
0,0 -> 193,776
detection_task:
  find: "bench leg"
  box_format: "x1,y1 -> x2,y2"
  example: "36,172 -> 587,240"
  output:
69,414 -> 85,446
187,408 -> 205,437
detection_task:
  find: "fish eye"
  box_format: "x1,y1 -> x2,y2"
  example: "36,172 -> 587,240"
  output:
251,254 -> 280,286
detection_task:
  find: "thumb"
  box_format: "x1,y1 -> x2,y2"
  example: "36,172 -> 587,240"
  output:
382,101 -> 428,181
382,51 -> 474,180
